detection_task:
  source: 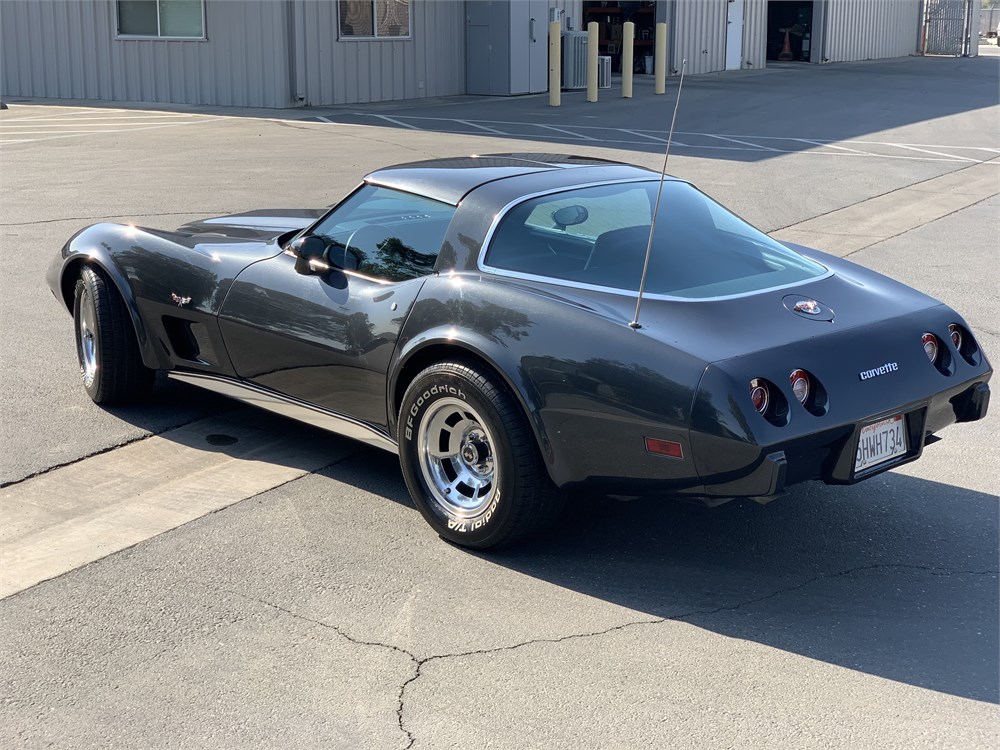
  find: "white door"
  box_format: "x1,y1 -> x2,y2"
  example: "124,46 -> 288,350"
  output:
509,0 -> 550,94
527,0 -> 549,93
725,0 -> 744,70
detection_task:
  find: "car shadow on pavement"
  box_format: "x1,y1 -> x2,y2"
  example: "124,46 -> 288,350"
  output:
87,400 -> 996,705
98,375 -> 237,428
328,449 -> 999,704
284,55 -> 1000,165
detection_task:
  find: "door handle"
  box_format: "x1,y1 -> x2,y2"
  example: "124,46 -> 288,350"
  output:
530,18 -> 536,42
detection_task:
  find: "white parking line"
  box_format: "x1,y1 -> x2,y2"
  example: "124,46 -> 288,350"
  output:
1,113 -> 202,122
794,138 -> 869,155
302,113 -> 1000,164
700,133 -> 781,152
884,143 -> 979,162
0,110 -> 227,145
620,129 -> 689,147
0,121 -> 218,129
456,119 -> 507,135
371,114 -> 422,130
808,139 -> 1000,152
536,124 -> 598,141
0,107 -> 198,122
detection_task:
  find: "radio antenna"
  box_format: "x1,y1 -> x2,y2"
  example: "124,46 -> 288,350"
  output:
629,58 -> 687,330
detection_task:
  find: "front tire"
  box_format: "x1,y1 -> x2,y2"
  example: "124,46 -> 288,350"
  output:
398,362 -> 564,549
73,266 -> 154,405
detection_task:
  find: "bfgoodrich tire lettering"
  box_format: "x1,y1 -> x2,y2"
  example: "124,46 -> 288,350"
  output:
398,361 -> 564,549
73,266 -> 154,405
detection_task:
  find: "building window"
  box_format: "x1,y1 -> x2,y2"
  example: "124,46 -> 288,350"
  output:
117,0 -> 205,38
339,0 -> 410,39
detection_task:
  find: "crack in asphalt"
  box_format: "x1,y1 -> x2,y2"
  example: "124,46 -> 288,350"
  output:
768,155 -> 998,236
0,210 -> 239,227
208,561 -> 997,749
1,432 -> 161,489
202,586 -> 422,749
1,396 -> 237,488
841,192 -> 1000,260
1,458 -> 355,599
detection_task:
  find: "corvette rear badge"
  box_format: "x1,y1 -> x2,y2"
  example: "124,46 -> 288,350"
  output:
859,362 -> 899,381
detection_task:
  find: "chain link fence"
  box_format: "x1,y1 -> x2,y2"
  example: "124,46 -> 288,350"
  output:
922,0 -> 973,55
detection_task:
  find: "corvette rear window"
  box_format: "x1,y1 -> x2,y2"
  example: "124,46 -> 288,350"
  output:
484,181 -> 827,299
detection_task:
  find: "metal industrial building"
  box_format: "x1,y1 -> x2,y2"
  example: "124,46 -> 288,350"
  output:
0,0 -> 980,109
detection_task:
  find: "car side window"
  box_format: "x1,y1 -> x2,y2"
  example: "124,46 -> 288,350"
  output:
522,187 -> 651,240
310,185 -> 456,282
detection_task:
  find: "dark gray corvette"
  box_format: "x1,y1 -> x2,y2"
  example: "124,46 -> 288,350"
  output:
47,154 -> 992,548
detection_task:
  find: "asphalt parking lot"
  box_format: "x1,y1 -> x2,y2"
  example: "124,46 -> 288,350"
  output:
1,53 -> 998,748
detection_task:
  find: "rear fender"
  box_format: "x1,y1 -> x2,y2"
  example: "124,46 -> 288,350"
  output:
389,326 -> 548,460
389,274 -> 707,490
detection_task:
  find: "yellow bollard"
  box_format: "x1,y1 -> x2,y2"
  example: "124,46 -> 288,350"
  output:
587,21 -> 599,103
549,21 -> 561,107
622,21 -> 634,98
654,22 -> 667,95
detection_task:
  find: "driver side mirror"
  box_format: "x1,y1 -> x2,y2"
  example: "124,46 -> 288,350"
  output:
285,235 -> 328,275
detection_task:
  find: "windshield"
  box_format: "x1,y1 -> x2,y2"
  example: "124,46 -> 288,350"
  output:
484,181 -> 827,299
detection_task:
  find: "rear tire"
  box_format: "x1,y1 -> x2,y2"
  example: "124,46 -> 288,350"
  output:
73,266 -> 154,405
398,361 -> 564,549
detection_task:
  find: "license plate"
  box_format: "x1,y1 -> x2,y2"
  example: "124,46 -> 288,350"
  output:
854,414 -> 907,473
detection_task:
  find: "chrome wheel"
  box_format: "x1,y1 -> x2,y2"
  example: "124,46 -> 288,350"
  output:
417,397 -> 497,516
399,362 -> 564,548
76,286 -> 98,388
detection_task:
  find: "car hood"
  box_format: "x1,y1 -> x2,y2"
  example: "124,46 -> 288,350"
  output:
173,208 -> 326,243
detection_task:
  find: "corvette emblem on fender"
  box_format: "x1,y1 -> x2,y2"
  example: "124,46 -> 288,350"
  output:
171,293 -> 191,307
794,299 -> 822,315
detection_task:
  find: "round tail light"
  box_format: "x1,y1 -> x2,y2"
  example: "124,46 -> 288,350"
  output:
789,369 -> 810,404
749,379 -> 769,414
921,333 -> 939,363
948,324 -> 962,351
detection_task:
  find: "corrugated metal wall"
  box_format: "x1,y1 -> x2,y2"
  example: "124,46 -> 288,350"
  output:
0,0 -> 934,108
0,0 -> 293,108
294,0 -> 465,106
822,0 -> 921,62
741,0 -> 768,70
664,0 -> 922,73
551,0 -> 584,30
669,0 -> 727,74
667,0 -> 766,73
983,7 -> 1000,37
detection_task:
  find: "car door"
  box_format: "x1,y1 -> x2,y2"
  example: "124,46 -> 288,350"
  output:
217,185 -> 456,429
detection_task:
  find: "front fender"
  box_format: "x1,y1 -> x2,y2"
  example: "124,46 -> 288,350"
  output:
47,225 -> 170,370
49,221 -> 280,376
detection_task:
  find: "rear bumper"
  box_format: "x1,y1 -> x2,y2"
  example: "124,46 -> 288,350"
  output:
700,377 -> 990,501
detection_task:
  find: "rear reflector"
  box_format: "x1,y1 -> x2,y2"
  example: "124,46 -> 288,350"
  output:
645,437 -> 684,459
